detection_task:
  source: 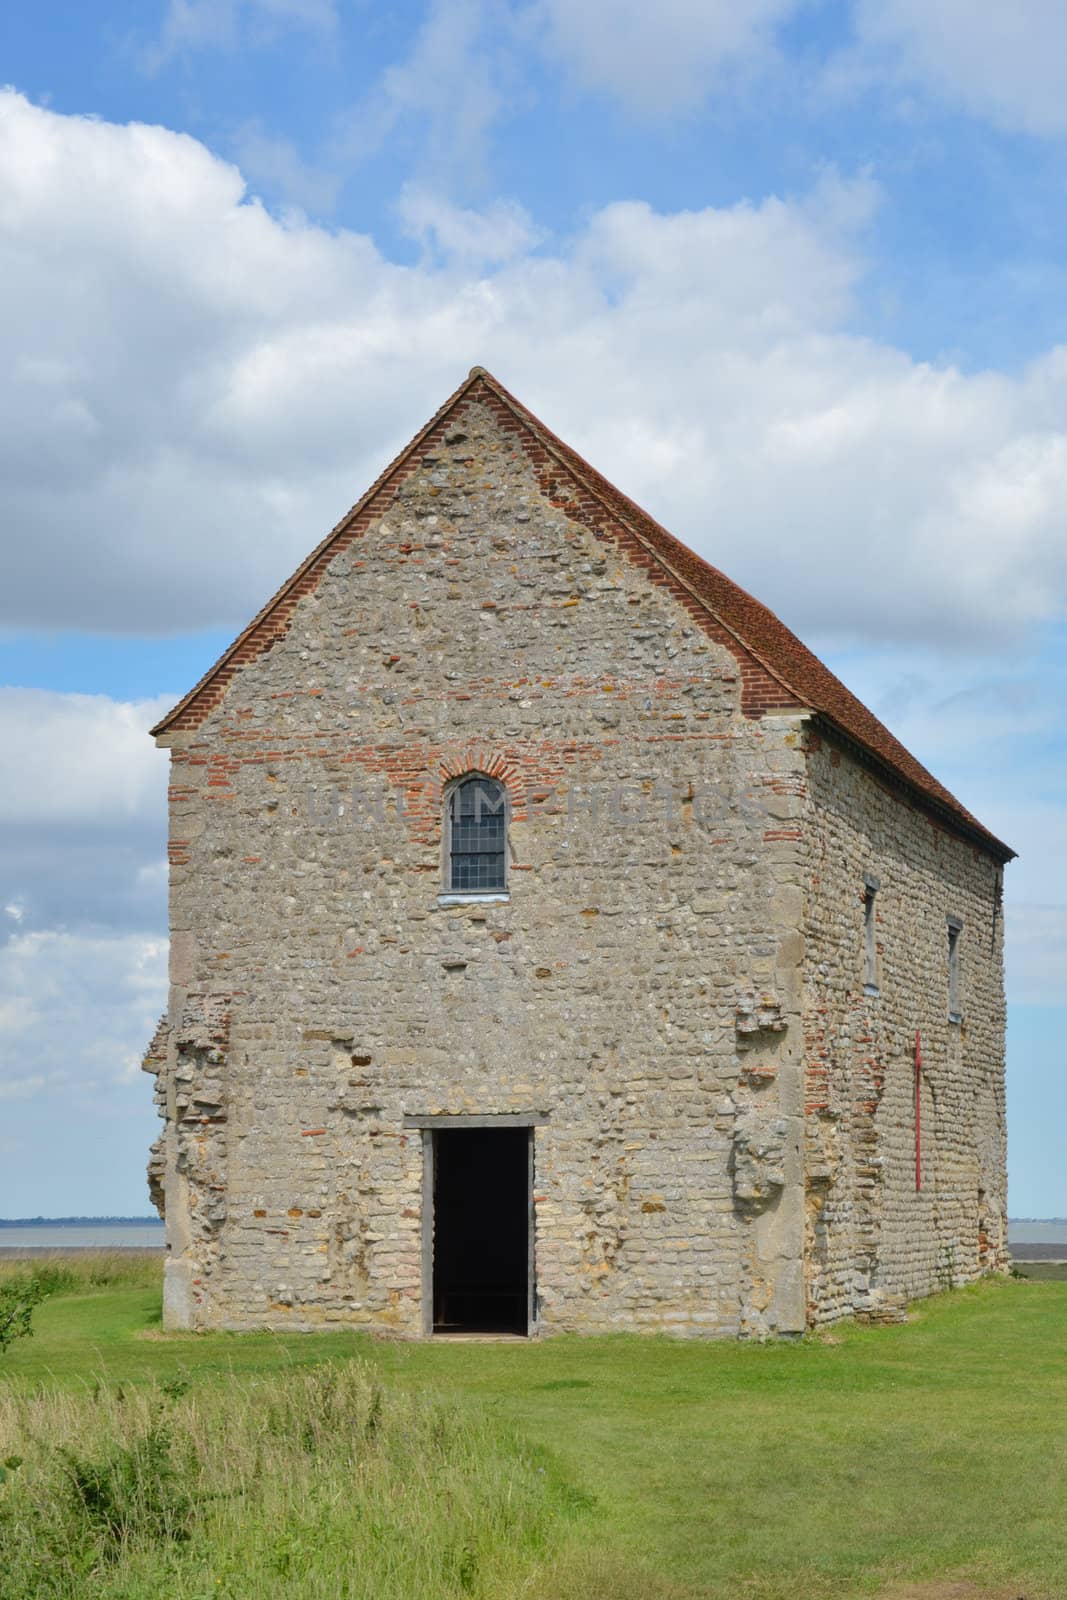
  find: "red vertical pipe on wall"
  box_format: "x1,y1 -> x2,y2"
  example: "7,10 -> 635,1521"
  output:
914,1029 -> 923,1192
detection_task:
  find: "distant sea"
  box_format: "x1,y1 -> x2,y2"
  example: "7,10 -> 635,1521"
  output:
0,1220 -> 165,1250
0,1217 -> 1062,1252
1008,1220 -> 1067,1247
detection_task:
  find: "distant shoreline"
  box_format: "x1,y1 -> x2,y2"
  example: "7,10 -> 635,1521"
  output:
0,1245 -> 164,1258
0,1218 -> 163,1227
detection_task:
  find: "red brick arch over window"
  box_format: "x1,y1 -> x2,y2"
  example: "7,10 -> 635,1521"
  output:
439,749 -> 516,791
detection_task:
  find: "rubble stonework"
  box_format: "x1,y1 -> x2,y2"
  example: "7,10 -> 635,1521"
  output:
801,737 -> 1010,1319
145,369 -> 1011,1338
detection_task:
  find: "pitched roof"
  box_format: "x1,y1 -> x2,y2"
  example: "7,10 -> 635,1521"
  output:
152,367 -> 1014,862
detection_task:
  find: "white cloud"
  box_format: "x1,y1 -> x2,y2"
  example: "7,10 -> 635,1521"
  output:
333,0 -> 507,180
151,0 -> 336,63
0,689 -> 170,1134
137,861 -> 169,891
0,691 -> 170,825
535,0 -> 801,115
0,929 -> 168,1098
3,89 -> 1067,657
1005,904 -> 1067,1008
230,122 -> 341,215
396,184 -> 543,265
0,1074 -> 45,1100
0,999 -> 37,1037
0,691 -> 169,947
853,0 -> 1067,137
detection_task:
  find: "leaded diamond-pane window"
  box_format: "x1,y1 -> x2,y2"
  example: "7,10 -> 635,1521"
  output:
448,778 -> 506,891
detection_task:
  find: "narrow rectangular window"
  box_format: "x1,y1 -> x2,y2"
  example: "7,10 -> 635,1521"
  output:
448,777 -> 507,892
863,873 -> 880,994
948,917 -> 963,1023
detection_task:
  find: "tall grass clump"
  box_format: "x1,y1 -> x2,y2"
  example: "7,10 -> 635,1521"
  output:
0,1252 -> 163,1298
0,1360 -> 583,1599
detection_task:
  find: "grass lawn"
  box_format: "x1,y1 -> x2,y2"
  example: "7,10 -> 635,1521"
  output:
2,1256 -> 1065,1599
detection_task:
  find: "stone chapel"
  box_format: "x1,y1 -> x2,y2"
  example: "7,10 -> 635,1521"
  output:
144,367 -> 1013,1338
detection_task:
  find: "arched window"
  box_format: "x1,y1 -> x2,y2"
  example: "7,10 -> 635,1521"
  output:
447,776 -> 507,892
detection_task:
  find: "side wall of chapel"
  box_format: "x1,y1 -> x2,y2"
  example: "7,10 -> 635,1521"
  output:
802,731 -> 1009,1324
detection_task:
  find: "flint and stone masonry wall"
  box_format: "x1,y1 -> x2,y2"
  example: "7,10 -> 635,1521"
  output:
802,736 -> 1009,1323
145,393 -> 1008,1337
147,400 -> 810,1338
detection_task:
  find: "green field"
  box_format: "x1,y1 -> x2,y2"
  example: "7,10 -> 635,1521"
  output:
1,1255 -> 1065,1599
1011,1260 -> 1067,1283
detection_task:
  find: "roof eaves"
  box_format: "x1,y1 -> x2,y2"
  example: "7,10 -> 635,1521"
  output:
812,711 -> 1015,862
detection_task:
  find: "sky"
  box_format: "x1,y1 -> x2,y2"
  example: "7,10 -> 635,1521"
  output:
0,0 -> 1064,1218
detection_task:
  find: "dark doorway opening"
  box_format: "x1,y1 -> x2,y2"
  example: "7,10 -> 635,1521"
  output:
432,1127 -> 530,1335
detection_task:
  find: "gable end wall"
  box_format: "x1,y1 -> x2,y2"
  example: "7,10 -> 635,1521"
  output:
157,379 -> 800,738
152,397 -> 812,1339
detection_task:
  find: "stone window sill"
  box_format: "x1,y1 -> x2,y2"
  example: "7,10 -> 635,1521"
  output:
437,892 -> 510,906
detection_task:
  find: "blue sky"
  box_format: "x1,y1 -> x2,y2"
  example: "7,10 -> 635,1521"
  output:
0,0 -> 1064,1217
